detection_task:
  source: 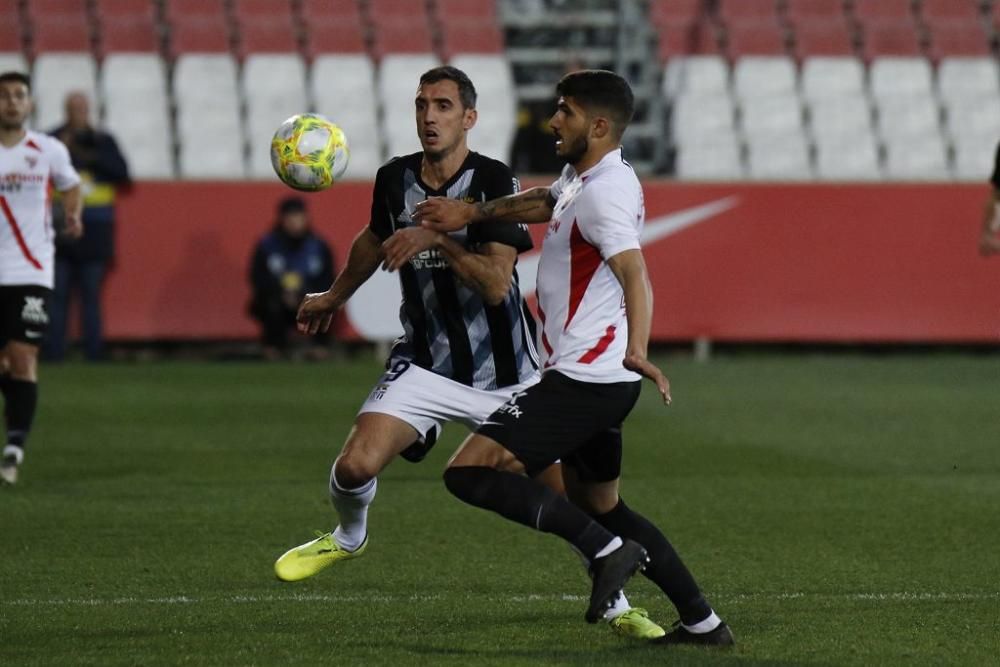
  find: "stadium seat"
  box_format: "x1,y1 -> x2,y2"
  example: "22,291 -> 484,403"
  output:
177,100 -> 245,179
920,0 -> 982,22
311,54 -> 381,177
791,19 -> 856,57
937,57 -> 1000,101
662,55 -> 729,98
733,56 -> 797,99
869,57 -> 934,99
168,16 -> 233,55
801,56 -> 865,100
884,135 -> 949,179
808,95 -> 873,143
671,92 -> 736,139
163,0 -> 225,20
440,20 -> 505,57
300,0 -> 363,23
101,53 -> 167,103
814,131 -> 881,179
860,21 -> 925,59
0,9 -> 22,55
30,14 -> 93,54
371,19 -> 435,56
943,92 -> 1000,143
104,97 -> 173,179
674,134 -> 745,179
32,53 -> 97,130
717,0 -> 780,22
746,133 -> 813,180
233,0 -> 294,18
656,21 -> 721,61
926,20 -> 992,59
94,0 -> 155,18
851,0 -> 914,23
740,94 -> 804,142
368,0 -> 418,20
304,15 -> 367,55
237,17 -> 300,56
784,0 -> 848,24
436,0 -> 498,20
379,54 -> 441,157
952,137 -> 997,181
0,52 -> 27,74
243,54 -> 308,178
173,54 -> 239,105
874,93 -> 941,142
725,19 -> 789,57
99,13 -> 159,53
451,54 -> 517,162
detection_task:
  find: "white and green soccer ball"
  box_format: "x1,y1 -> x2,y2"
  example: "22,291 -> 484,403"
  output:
270,113 -> 350,191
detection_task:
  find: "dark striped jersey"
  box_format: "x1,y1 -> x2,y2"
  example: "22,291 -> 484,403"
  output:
368,151 -> 539,390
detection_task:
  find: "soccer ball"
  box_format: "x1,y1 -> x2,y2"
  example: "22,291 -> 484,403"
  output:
270,113 -> 350,191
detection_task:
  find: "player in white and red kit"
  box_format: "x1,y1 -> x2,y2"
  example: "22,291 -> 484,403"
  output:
0,71 -> 82,485
415,70 -> 733,647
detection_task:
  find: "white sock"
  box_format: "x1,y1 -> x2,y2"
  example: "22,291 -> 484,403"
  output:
683,611 -> 722,634
594,536 -> 623,560
3,445 -> 24,465
329,465 -> 376,551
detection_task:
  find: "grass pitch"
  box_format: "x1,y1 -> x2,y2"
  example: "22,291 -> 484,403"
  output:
1,353 -> 998,665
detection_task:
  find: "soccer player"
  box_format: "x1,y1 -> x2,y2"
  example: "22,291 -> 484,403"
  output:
415,70 -> 734,646
0,72 -> 82,485
274,66 -> 662,639
978,140 -> 1000,257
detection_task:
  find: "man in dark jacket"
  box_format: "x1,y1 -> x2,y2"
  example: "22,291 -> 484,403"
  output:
249,196 -> 335,358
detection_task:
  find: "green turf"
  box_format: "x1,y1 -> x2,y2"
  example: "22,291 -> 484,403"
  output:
2,354 -> 998,665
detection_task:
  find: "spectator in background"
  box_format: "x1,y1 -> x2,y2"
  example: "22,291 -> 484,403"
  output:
249,196 -> 334,360
44,91 -> 130,361
510,100 -> 565,175
979,140 -> 1000,257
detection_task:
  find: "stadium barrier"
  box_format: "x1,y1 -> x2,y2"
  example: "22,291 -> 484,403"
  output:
104,181 -> 1000,343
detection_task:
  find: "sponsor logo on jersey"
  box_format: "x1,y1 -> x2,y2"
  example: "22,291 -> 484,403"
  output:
409,248 -> 449,270
21,297 -> 48,325
24,156 -> 37,169
370,384 -> 389,401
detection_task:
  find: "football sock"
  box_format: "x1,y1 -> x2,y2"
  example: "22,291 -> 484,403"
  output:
3,378 -> 37,458
329,462 -> 376,551
594,498 -> 715,627
683,611 -> 723,634
568,545 -> 633,621
443,466 -> 618,560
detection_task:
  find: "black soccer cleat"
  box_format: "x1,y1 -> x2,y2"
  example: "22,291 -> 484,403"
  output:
654,620 -> 736,647
585,539 -> 648,624
399,426 -> 439,463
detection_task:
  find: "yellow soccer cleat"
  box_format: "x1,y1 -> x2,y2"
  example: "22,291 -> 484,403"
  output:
610,607 -> 667,640
274,531 -> 367,582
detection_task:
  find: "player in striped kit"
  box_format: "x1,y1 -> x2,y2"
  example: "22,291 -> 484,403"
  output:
0,71 -> 82,485
417,70 -> 734,646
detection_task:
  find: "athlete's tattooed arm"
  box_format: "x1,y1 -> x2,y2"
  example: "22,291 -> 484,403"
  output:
414,187 -> 556,232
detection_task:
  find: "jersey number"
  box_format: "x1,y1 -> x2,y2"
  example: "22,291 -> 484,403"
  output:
385,360 -> 411,382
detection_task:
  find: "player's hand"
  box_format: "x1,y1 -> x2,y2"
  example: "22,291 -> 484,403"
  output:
413,196 -> 476,232
296,291 -> 337,335
381,227 -> 442,271
63,212 -> 83,240
623,353 -> 672,406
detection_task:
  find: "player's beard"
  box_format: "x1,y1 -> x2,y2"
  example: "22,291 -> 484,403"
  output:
559,134 -> 588,165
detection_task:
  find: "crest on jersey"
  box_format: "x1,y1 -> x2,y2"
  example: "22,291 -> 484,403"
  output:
21,297 -> 48,325
24,155 -> 37,169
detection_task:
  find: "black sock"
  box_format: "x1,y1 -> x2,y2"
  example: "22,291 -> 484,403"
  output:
595,498 -> 712,625
3,378 -> 38,452
443,466 -> 616,560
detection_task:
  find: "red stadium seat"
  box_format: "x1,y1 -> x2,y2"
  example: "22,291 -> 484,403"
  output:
920,0 -> 981,23
717,0 -> 779,23
164,0 -> 226,21
31,17 -> 92,53
300,0 -> 363,22
0,14 -> 23,53
656,21 -> 721,61
369,0 -> 421,21
25,0 -> 88,15
304,18 -> 366,55
371,18 -> 434,56
238,17 -> 299,56
861,21 -> 924,58
792,19 -> 856,57
169,16 -> 231,55
725,19 -> 789,57
436,0 -> 497,21
440,19 -> 503,57
650,0 -> 706,26
926,20 -> 991,58
852,0 -> 914,23
100,16 -> 159,53
233,0 -> 294,18
783,0 -> 846,23
94,0 -> 155,19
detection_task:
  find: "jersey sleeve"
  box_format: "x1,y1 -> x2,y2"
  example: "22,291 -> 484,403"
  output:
48,137 -> 81,192
991,140 -> 1000,190
470,160 -> 533,253
548,165 -> 572,201
367,165 -> 393,242
574,176 -> 642,260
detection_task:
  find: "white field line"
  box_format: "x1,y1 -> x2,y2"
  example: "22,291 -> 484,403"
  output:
2,591 -> 998,608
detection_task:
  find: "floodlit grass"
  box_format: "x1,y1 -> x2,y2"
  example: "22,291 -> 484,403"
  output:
2,354 -> 998,665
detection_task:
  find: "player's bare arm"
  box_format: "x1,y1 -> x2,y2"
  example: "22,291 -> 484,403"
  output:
414,186 -> 556,232
607,249 -> 671,405
59,184 -> 84,240
297,227 -> 383,335
979,192 -> 1000,256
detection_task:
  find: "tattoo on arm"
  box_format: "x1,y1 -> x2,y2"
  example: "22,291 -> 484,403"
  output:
475,187 -> 553,224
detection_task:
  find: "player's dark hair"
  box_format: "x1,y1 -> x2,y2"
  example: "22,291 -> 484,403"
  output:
419,66 -> 477,110
556,70 -> 634,139
0,71 -> 31,91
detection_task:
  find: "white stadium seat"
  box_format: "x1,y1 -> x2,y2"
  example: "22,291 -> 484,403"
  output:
675,133 -> 744,180
740,94 -> 803,142
952,137 -> 997,181
937,57 -> 1000,102
0,52 -> 27,75
242,54 -> 309,179
311,54 -> 381,179
174,55 -> 244,179
32,53 -> 98,131
884,135 -> 949,180
451,54 -> 517,166
378,54 -> 441,158
671,92 -> 736,142
869,57 -> 934,100
875,93 -> 941,142
801,57 -> 866,102
943,92 -> 1000,143
746,133 -> 813,181
100,54 -> 174,178
662,55 -> 730,99
815,131 -> 881,180
173,54 -> 239,106
808,95 -> 873,144
733,56 -> 797,100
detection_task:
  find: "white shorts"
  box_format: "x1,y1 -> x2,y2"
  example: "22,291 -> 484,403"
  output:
357,360 -> 540,440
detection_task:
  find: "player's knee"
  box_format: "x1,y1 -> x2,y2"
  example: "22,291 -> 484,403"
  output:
3,344 -> 37,381
443,466 -> 489,504
331,453 -> 378,490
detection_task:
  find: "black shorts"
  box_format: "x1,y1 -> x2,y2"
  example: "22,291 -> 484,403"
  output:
0,285 -> 51,347
477,370 -> 641,482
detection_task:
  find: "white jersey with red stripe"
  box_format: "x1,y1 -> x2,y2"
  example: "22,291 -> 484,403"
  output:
535,147 -> 643,384
0,130 -> 80,288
